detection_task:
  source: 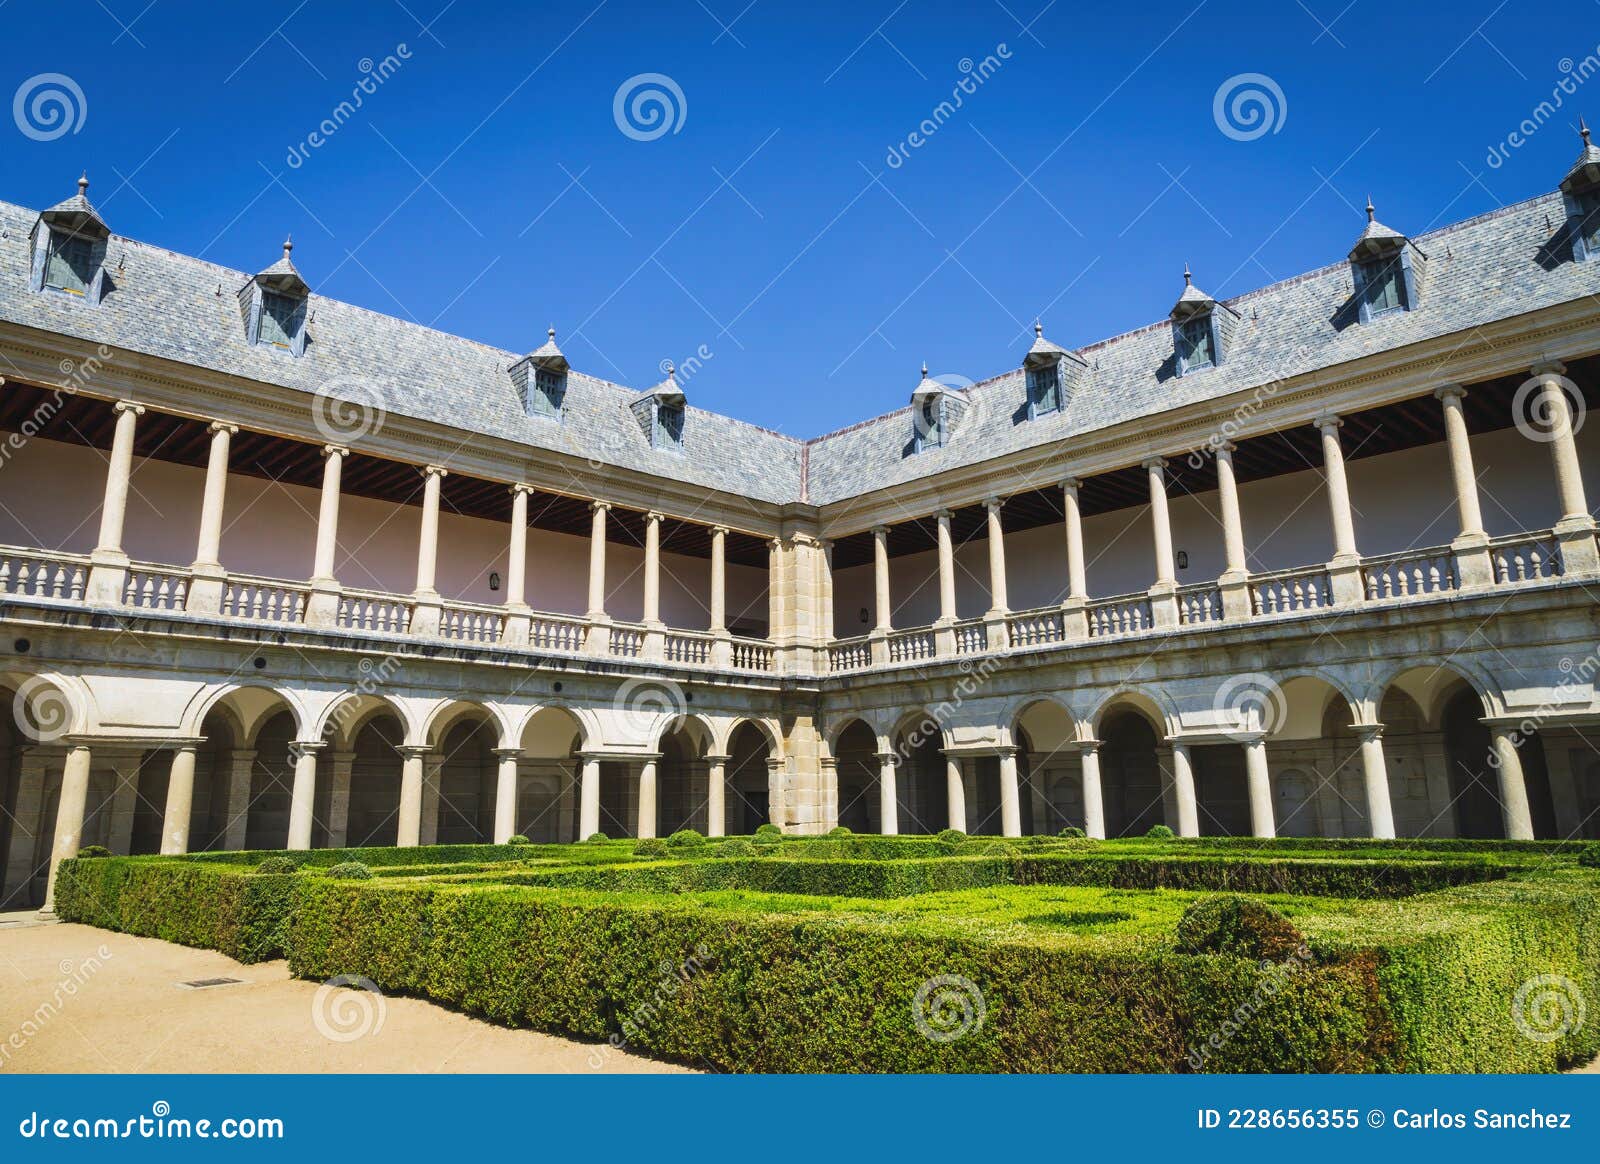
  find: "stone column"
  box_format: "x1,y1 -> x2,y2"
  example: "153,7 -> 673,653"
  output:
42,743 -> 92,914
709,525 -> 728,633
705,753 -> 729,837
945,755 -> 967,833
1531,361 -> 1600,575
983,497 -> 1011,649
1061,477 -> 1089,639
934,509 -> 957,655
766,756 -> 787,831
501,484 -> 533,646
1315,416 -> 1364,603
1168,740 -> 1199,838
159,745 -> 198,855
998,747 -> 1021,838
493,748 -> 520,843
578,756 -> 601,839
584,502 -> 612,654
1354,725 -> 1396,840
1078,740 -> 1105,839
86,401 -> 145,604
870,525 -> 892,664
641,511 -> 665,660
878,753 -> 899,836
222,749 -> 255,851
306,444 -> 348,627
1214,443 -> 1252,618
636,757 -> 658,839
1144,457 -> 1179,627
286,741 -> 322,850
1433,385 -> 1494,588
396,745 -> 427,847
186,421 -> 237,614
1490,727 -> 1536,840
326,750 -> 354,848
407,465 -> 447,636
1244,737 -> 1276,838
419,755 -> 443,846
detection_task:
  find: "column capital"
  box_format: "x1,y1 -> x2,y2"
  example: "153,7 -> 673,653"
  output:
710,524 -> 729,537
1141,455 -> 1168,471
704,753 -> 732,765
1074,737 -> 1102,753
288,739 -> 326,759
322,443 -> 349,459
509,481 -> 534,497
492,747 -> 523,760
1352,723 -> 1385,742
1214,439 -> 1237,455
645,510 -> 664,525
207,420 -> 239,436
1433,382 -> 1467,402
875,751 -> 900,766
1530,358 -> 1568,378
1060,476 -> 1082,492
1313,413 -> 1343,432
984,495 -> 1005,512
871,523 -> 891,538
112,399 -> 145,417
396,744 -> 432,759
934,508 -> 954,522
422,464 -> 449,479
591,499 -> 612,514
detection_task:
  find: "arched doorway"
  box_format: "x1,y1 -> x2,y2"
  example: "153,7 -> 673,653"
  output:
892,717 -> 946,834
245,710 -> 297,850
832,720 -> 879,833
1098,707 -> 1165,836
727,722 -> 773,834
1440,687 -> 1555,839
1014,700 -> 1076,834
517,706 -> 584,841
345,711 -> 404,848
435,718 -> 497,845
657,718 -> 712,835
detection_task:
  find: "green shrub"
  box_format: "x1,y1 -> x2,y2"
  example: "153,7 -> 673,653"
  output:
936,828 -> 966,844
666,829 -> 705,850
506,835 -> 531,845
585,832 -> 609,843
1058,826 -> 1087,839
955,838 -> 1019,858
754,823 -> 782,838
1145,824 -> 1176,840
1174,895 -> 1306,962
254,856 -> 301,876
633,838 -> 669,858
827,826 -> 853,838
325,862 -> 373,880
710,838 -> 757,857
752,830 -> 783,847
1579,843 -> 1600,869
76,844 -> 112,858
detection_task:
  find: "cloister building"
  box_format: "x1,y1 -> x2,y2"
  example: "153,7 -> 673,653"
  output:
5,143 -> 1600,911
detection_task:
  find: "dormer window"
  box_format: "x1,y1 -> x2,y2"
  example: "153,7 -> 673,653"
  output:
1561,121 -> 1600,262
1026,363 -> 1061,415
257,291 -> 304,349
655,401 -> 685,450
1357,253 -> 1407,316
511,327 -> 569,421
241,237 -> 311,356
1021,321 -> 1087,419
528,367 -> 564,418
1169,266 -> 1235,377
909,363 -> 967,453
1347,199 -> 1424,324
914,394 -> 947,451
1573,187 -> 1600,257
44,231 -> 94,295
630,363 -> 687,452
1176,315 -> 1214,371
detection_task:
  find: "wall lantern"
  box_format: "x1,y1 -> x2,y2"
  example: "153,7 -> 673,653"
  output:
859,607 -> 870,624
489,571 -> 502,592
1175,551 -> 1189,570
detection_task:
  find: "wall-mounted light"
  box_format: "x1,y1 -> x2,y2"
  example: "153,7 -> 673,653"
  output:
859,607 -> 870,624
1175,551 -> 1189,570
489,571 -> 501,592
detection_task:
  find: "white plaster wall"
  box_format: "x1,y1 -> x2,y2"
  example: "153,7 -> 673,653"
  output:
0,438 -> 768,629
832,424 -> 1600,629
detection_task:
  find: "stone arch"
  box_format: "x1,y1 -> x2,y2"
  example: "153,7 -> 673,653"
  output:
658,714 -> 715,836
719,715 -> 781,759
831,717 -> 880,833
421,698 -> 514,751
317,692 -> 419,752
512,704 -> 587,843
512,703 -> 596,757
179,682 -> 307,742
0,669 -> 94,910
890,710 -> 948,834
726,720 -> 777,834
1011,697 -> 1077,835
0,668 -> 92,741
1087,687 -> 1175,739
1367,661 -> 1499,729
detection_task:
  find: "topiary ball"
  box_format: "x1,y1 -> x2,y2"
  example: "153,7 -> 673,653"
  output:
1058,826 -> 1087,839
954,838 -> 1019,858
1578,842 -> 1600,869
712,838 -> 757,857
325,861 -> 372,880
666,828 -> 705,849
75,844 -> 112,859
505,834 -> 531,845
936,828 -> 967,844
633,837 -> 669,858
254,855 -> 301,876
754,823 -> 783,838
1145,824 -> 1176,839
1174,895 -> 1307,963
827,825 -> 853,838
585,832 -> 609,843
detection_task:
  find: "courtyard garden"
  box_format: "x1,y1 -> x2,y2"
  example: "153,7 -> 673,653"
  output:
51,831 -> 1600,1073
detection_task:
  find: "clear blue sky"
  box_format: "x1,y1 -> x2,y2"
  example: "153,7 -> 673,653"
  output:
6,0 -> 1595,436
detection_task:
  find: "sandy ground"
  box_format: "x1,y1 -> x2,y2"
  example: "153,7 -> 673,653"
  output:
0,914 -> 689,1073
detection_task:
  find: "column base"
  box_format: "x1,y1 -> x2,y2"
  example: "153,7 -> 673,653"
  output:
499,605 -> 531,647
1449,531 -> 1494,590
84,549 -> 129,606
710,632 -> 733,668
983,611 -> 1010,651
306,579 -> 342,628
1554,515 -> 1600,576
1327,556 -> 1365,605
641,624 -> 666,662
1059,596 -> 1089,641
1218,571 -> 1252,620
933,619 -> 956,658
583,615 -> 612,656
408,594 -> 443,637
869,629 -> 890,665
1147,581 -> 1179,628
185,564 -> 227,615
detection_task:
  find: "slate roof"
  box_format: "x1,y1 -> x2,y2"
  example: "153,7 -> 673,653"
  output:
0,196 -> 804,505
2,184 -> 1598,514
802,190 -> 1600,505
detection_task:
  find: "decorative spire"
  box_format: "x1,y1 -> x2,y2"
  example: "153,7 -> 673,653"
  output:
282,234 -> 293,260
1583,116 -> 1592,147
1366,195 -> 1376,223
664,360 -> 676,378
77,172 -> 89,196
921,360 -> 928,377
548,326 -> 556,341
1034,319 -> 1043,338
1182,262 -> 1192,287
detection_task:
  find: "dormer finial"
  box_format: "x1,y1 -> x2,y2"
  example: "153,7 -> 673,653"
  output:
1182,263 -> 1192,287
665,361 -> 675,378
1584,117 -> 1592,147
77,172 -> 89,196
1034,319 -> 1043,338
1366,195 -> 1376,223
548,325 -> 556,340
921,360 -> 928,377
282,234 -> 293,259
